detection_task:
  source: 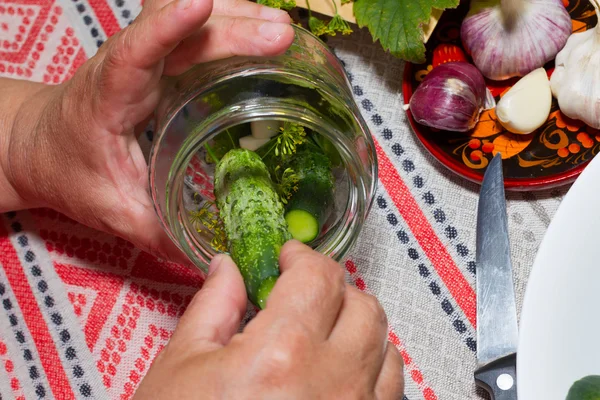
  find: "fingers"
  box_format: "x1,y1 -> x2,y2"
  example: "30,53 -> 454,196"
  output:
212,0 -> 291,22
170,254 -> 248,353
247,241 -> 346,340
163,15 -> 294,76
328,287 -> 389,385
142,0 -> 289,23
374,343 -> 405,400
106,0 -> 213,71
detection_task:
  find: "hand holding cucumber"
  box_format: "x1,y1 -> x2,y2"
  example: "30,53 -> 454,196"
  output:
133,241 -> 405,400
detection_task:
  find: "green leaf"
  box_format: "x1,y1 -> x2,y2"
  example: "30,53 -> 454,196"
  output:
206,125 -> 250,163
566,376 -> 600,400
353,0 -> 459,63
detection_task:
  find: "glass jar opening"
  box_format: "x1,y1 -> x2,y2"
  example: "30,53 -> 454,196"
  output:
149,27 -> 377,275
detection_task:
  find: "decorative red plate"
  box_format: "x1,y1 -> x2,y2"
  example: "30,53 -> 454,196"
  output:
403,0 -> 599,190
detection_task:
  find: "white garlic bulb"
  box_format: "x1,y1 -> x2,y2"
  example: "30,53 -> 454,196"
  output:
551,0 -> 600,129
461,0 -> 572,81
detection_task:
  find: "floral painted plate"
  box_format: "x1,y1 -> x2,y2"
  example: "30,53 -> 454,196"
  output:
403,0 -> 599,190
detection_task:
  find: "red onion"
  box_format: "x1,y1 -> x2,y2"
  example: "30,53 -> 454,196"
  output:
407,62 -> 495,132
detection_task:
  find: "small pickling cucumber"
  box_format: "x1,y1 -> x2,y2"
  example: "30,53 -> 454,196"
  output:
282,144 -> 335,243
213,148 -> 291,308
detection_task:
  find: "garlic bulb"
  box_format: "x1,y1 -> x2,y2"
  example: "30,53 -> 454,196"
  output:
496,68 -> 552,134
407,62 -> 495,132
461,0 -> 572,81
551,0 -> 600,129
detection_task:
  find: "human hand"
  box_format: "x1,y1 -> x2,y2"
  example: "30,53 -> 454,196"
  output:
2,0 -> 294,263
133,241 -> 405,399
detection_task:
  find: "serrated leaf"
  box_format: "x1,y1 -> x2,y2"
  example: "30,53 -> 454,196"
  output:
353,0 -> 459,63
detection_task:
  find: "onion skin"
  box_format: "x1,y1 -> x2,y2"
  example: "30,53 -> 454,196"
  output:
408,62 -> 490,132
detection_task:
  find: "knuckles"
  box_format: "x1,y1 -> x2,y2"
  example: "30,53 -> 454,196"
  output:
359,293 -> 387,328
251,321 -> 313,382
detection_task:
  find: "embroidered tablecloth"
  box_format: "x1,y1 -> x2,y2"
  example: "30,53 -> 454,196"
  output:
0,1 -> 569,399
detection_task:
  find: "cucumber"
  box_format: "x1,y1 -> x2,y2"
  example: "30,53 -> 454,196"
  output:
213,149 -> 291,307
285,209 -> 319,243
281,144 -> 335,243
311,133 -> 342,167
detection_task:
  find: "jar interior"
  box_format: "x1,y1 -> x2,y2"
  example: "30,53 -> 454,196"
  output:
152,68 -> 376,272
181,119 -> 351,257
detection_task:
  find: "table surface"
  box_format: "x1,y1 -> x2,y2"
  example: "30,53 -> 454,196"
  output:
0,2 -> 572,399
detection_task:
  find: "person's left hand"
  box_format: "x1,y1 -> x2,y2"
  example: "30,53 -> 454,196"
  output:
2,0 -> 294,263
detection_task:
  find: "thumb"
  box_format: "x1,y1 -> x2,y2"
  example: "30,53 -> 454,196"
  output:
170,254 -> 248,353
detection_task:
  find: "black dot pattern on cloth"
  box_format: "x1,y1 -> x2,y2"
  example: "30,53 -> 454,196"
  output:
6,216 -> 93,395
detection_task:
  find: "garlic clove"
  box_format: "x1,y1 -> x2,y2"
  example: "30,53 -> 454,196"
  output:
251,120 -> 283,139
495,68 -> 552,134
461,0 -> 572,81
239,135 -> 270,151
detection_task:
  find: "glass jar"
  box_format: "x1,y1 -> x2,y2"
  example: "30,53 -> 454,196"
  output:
150,25 -> 377,274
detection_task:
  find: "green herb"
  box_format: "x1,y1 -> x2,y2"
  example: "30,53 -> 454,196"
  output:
258,122 -> 307,161
273,167 -> 300,204
204,143 -> 220,163
189,202 -> 228,253
327,0 -> 352,36
259,0 -> 458,63
205,125 -> 249,164
327,14 -> 352,36
566,375 -> 600,400
257,0 -> 296,10
305,0 -> 352,37
353,0 -> 459,63
309,14 -> 329,36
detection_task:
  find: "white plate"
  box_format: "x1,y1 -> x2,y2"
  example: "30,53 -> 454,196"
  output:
518,157 -> 600,399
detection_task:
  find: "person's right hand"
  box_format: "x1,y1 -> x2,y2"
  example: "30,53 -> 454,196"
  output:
133,240 -> 405,399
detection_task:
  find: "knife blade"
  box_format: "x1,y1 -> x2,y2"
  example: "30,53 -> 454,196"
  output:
474,153 -> 518,400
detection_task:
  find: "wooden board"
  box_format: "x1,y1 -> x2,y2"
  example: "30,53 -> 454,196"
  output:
293,0 -> 443,42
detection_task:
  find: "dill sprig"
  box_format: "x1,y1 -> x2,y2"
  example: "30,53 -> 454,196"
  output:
327,0 -> 352,36
189,202 -> 228,252
306,0 -> 329,36
260,122 -> 307,160
274,167 -> 300,204
309,15 -> 329,36
327,14 -> 352,35
305,0 -> 353,37
275,123 -> 307,156
257,0 -> 296,10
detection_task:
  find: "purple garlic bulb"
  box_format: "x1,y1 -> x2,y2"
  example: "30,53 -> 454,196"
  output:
461,0 -> 572,81
407,62 -> 495,132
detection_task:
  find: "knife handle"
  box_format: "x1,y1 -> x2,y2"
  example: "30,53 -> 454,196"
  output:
474,354 -> 517,400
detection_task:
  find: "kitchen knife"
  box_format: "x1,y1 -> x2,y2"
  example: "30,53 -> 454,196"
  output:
474,153 -> 519,400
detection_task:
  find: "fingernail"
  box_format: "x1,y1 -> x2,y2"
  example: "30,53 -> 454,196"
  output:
177,0 -> 193,10
208,254 -> 226,276
259,22 -> 288,42
260,7 -> 290,22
